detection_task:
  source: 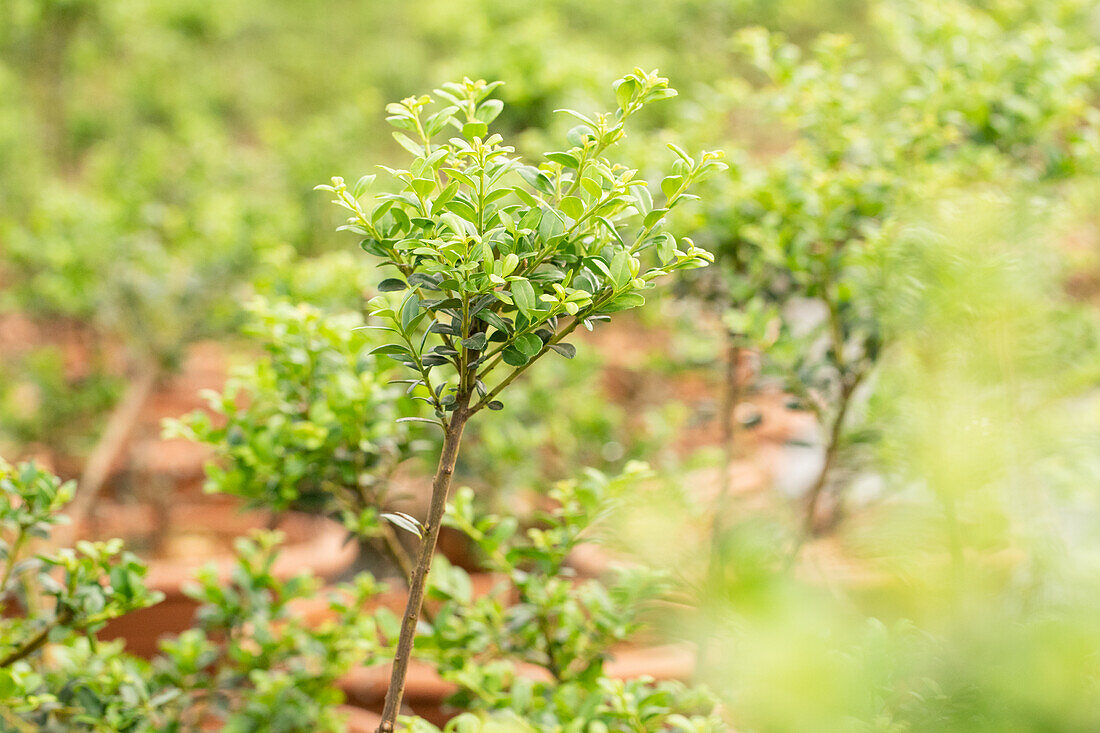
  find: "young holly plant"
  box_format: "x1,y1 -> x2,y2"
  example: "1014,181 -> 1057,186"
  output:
318,69 -> 724,732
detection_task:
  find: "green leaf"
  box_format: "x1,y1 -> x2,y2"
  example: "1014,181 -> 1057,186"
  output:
580,177 -> 602,198
476,308 -> 511,333
517,166 -> 555,196
411,178 -> 435,199
661,175 -> 683,200
486,400 -> 504,411
550,342 -> 577,359
545,151 -> 580,169
560,195 -> 585,220
644,208 -> 668,228
378,278 -> 408,292
603,292 -> 646,312
0,668 -> 16,699
475,99 -> 504,123
538,210 -> 566,241
655,233 -> 676,264
392,132 -> 424,157
400,294 -> 420,331
370,343 -> 411,356
353,174 -> 377,198
510,279 -> 537,315
515,333 -> 542,357
461,333 -> 488,351
462,121 -> 488,139
382,512 -> 424,538
609,250 -> 630,287
502,346 -> 529,367
666,142 -> 694,164
614,77 -> 638,109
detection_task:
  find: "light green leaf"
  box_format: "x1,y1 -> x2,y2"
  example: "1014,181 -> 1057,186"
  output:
510,279 -> 537,315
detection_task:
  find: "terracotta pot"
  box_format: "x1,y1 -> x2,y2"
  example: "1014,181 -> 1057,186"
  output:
290,570 -> 507,627
339,642 -> 696,725
92,501 -> 357,657
342,705 -> 383,732
199,705 -> 380,732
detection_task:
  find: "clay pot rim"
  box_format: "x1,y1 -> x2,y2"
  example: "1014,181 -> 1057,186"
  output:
339,641 -> 697,705
79,501 -> 357,596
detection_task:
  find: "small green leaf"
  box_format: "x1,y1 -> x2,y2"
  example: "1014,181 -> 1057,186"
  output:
461,333 -> 488,351
515,333 -> 542,357
603,292 -> 646,312
661,175 -> 683,200
644,208 -> 668,228
666,142 -> 694,164
378,278 -> 408,292
517,166 -> 555,196
401,294 -> 420,331
510,279 -> 537,315
655,233 -> 676,264
545,151 -> 580,169
392,132 -> 424,157
462,121 -> 488,139
382,512 -> 424,539
560,196 -> 585,220
353,174 -> 377,198
370,343 -> 411,356
475,99 -> 504,123
550,342 -> 577,359
609,250 -> 630,287
502,346 -> 529,367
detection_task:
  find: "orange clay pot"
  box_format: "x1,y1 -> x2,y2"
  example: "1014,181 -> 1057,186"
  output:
338,642 -> 696,725
91,501 -> 357,657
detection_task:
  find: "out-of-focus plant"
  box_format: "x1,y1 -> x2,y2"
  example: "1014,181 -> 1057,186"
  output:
0,459 -> 384,731
457,348 -> 673,502
250,247 -> 379,314
152,531 -> 384,732
165,298 -> 426,581
692,0 -> 1100,542
0,348 -> 122,455
875,0 -> 1100,180
688,188 -> 1100,733
0,458 -> 163,729
407,463 -> 724,732
0,126 -> 297,525
318,70 -> 723,730
700,31 -> 898,538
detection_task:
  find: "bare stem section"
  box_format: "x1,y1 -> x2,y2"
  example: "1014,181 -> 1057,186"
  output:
376,408 -> 469,732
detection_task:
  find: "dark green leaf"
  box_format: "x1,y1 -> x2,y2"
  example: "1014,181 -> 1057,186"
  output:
378,278 -> 408,292
502,346 -> 529,367
401,294 -> 420,331
461,333 -> 488,351
550,342 -> 577,359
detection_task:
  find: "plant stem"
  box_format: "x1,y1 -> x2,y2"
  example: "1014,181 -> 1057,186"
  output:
0,609 -> 72,667
699,331 -> 740,675
800,371 -> 862,540
65,367 -> 159,538
376,405 -> 471,733
0,528 -> 26,613
711,331 -> 742,549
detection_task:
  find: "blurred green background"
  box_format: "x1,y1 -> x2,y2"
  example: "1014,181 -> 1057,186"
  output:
4,1 -> 1100,731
